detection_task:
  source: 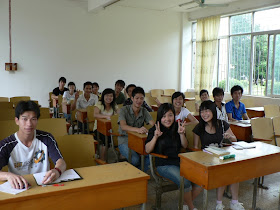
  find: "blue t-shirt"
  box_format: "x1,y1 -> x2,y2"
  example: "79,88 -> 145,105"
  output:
225,100 -> 247,120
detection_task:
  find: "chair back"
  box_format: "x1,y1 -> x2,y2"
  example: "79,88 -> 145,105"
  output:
241,98 -> 255,108
184,91 -> 196,98
0,102 -> 14,109
251,117 -> 275,145
49,92 -> 53,108
10,96 -> 31,105
40,107 -> 51,119
157,96 -> 171,104
145,96 -> 157,106
163,89 -> 175,96
86,105 -> 95,132
150,89 -> 164,98
56,134 -> 96,169
0,120 -> 18,140
185,123 -> 199,149
145,92 -> 151,98
264,104 -> 280,118
0,97 -> 9,102
110,114 -> 119,147
37,118 -> 67,140
13,100 -> 39,109
185,100 -> 196,112
144,111 -> 157,130
272,116 -> 280,146
0,109 -> 15,121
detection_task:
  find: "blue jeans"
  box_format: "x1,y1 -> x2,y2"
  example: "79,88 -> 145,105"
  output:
157,165 -> 192,192
118,143 -> 150,172
63,113 -> 71,121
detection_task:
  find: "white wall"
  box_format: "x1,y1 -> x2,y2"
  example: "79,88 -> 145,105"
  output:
0,0 -> 182,107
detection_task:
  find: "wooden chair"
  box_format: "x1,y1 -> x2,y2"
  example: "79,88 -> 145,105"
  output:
163,89 -> 175,96
145,92 -> 151,98
109,114 -> 122,163
0,120 -> 18,140
185,123 -> 199,150
0,109 -> 15,121
156,96 -> 171,104
0,102 -> 13,109
150,89 -> 164,98
144,111 -> 157,130
10,96 -> 31,107
56,134 -> 104,169
184,91 -> 196,98
0,97 -> 9,102
40,107 -> 51,119
145,96 -> 157,106
87,105 -> 95,133
241,98 -> 255,108
264,104 -> 280,118
49,92 -> 53,108
149,153 -> 178,209
251,117 -> 275,189
272,116 -> 280,146
185,100 -> 196,112
37,118 -> 67,140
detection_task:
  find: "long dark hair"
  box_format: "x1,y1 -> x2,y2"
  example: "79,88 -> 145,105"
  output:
100,88 -> 117,113
197,100 -> 220,133
157,103 -> 178,137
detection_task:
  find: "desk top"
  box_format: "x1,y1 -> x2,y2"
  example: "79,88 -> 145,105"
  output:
0,162 -> 149,202
127,131 -> 148,139
246,107 -> 264,111
229,121 -> 251,128
179,142 -> 280,167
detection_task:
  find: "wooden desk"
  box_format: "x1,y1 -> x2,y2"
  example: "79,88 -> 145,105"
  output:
229,121 -> 252,141
246,107 -> 264,118
127,131 -> 148,171
96,118 -> 112,162
0,162 -> 149,210
184,98 -> 196,102
76,109 -> 88,133
151,105 -> 158,111
179,142 -> 280,210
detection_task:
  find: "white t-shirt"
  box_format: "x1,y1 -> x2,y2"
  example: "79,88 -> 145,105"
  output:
76,93 -> 98,109
62,91 -> 76,103
175,107 -> 191,121
216,104 -> 228,122
0,130 -> 63,175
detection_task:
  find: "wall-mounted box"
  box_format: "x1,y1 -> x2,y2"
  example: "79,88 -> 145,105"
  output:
5,63 -> 17,71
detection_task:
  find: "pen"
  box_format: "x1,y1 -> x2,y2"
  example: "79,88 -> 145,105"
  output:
42,184 -> 64,187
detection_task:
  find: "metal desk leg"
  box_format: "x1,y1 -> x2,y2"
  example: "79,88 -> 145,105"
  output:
179,176 -> 184,210
141,202 -> 146,210
105,135 -> 109,163
203,189 -> 208,210
252,178 -> 258,210
141,155 -> 144,171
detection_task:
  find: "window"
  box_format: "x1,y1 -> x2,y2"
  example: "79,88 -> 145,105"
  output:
191,7 -> 280,96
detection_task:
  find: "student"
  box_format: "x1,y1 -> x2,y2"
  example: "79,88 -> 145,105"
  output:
195,89 -> 209,112
225,85 -> 249,121
51,77 -> 68,100
145,103 -> 201,210
172,92 -> 199,125
118,87 -> 154,169
62,82 -> 79,121
0,101 -> 66,189
123,84 -> 153,112
193,101 -> 244,210
93,88 -> 118,161
92,82 -> 101,98
115,80 -> 126,105
213,87 -> 228,122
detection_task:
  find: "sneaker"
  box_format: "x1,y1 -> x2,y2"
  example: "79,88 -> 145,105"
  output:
183,205 -> 189,210
230,202 -> 245,210
216,203 -> 225,210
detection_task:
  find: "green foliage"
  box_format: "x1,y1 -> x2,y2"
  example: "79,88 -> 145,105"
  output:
218,79 -> 249,91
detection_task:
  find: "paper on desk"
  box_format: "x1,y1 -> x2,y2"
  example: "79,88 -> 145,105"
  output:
232,141 -> 256,149
33,169 -> 82,185
0,182 -> 28,195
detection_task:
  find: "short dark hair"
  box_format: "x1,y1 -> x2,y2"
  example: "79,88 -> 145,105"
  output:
68,82 -> 75,87
83,81 -> 93,89
92,82 -> 99,88
132,86 -> 145,98
126,84 -> 136,94
212,87 -> 224,97
200,89 -> 209,97
115,80 -> 125,88
59,77 -> 66,83
231,85 -> 243,95
172,92 -> 185,103
15,101 -> 40,119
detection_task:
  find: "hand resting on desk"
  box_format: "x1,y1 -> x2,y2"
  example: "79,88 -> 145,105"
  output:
0,172 -> 29,189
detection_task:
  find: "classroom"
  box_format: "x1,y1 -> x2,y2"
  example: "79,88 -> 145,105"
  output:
1,0 -> 280,209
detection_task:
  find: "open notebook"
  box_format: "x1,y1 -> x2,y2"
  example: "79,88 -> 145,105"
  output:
33,169 -> 82,185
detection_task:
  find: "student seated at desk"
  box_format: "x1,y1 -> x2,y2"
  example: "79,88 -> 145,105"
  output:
0,101 -> 66,189
123,84 -> 153,112
172,92 -> 198,125
62,81 -> 79,122
94,88 -> 118,161
145,103 -> 201,210
193,101 -> 244,210
225,85 -> 249,121
213,87 -> 228,122
92,82 -> 101,98
195,89 -> 209,112
118,87 -> 154,170
51,76 -> 68,100
115,80 -> 126,105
